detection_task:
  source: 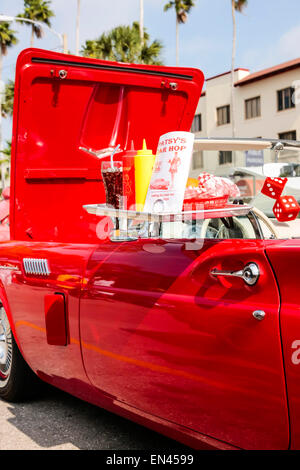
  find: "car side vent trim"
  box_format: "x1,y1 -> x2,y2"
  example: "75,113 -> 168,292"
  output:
23,258 -> 50,276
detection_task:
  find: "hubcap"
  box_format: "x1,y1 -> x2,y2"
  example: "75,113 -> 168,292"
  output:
0,307 -> 12,379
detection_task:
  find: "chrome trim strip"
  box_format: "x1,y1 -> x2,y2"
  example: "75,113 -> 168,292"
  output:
39,259 -> 42,275
84,203 -> 252,222
0,265 -> 19,271
31,57 -> 194,81
194,137 -> 300,151
44,259 -> 50,276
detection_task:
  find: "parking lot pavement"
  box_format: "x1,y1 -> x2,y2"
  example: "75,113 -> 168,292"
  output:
0,386 -> 190,450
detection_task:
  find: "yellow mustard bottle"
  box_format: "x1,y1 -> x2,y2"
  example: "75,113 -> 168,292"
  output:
134,139 -> 156,210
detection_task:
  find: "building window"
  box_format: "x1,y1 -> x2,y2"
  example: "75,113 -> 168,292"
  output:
217,105 -> 230,126
192,151 -> 203,170
219,151 -> 232,165
277,87 -> 295,111
278,130 -> 297,141
191,114 -> 202,133
245,96 -> 261,119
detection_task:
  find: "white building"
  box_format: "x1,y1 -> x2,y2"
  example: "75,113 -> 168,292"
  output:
190,57 -> 300,178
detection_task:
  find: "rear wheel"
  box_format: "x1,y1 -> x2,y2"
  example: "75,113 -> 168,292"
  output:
0,305 -> 40,402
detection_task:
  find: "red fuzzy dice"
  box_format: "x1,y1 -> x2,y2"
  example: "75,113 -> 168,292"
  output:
261,177 -> 287,199
273,195 -> 300,222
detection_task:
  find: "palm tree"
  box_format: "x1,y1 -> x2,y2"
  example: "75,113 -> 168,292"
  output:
231,0 -> 248,138
2,80 -> 14,118
17,0 -> 54,47
0,22 -> 17,188
139,0 -> 144,46
0,23 -> 17,82
0,141 -> 11,188
163,0 -> 196,66
81,22 -> 163,65
1,140 -> 11,162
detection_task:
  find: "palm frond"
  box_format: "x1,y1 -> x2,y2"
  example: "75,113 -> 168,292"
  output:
81,22 -> 163,65
1,80 -> 14,118
1,140 -> 11,161
163,0 -> 196,22
234,0 -> 248,12
164,2 -> 175,12
17,0 -> 54,40
0,22 -> 18,56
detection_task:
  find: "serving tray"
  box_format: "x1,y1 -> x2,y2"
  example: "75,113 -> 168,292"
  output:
83,203 -> 252,222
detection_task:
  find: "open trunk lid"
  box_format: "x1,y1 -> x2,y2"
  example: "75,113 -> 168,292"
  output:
11,48 -> 204,242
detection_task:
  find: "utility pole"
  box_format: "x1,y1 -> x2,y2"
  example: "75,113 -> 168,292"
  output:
76,0 -> 80,55
176,16 -> 179,66
231,0 -> 236,139
231,0 -> 236,168
139,0 -> 144,46
63,33 -> 68,54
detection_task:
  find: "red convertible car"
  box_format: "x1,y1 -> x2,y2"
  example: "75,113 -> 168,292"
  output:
1,49 -> 300,451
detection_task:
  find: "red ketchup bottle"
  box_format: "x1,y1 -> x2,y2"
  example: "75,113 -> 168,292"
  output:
122,141 -> 136,210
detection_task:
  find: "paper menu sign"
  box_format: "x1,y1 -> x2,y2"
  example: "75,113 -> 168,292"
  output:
143,131 -> 195,213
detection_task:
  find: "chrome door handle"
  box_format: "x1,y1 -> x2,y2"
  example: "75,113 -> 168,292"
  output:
211,262 -> 260,286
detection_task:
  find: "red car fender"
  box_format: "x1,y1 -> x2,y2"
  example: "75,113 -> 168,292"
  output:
0,282 -> 23,354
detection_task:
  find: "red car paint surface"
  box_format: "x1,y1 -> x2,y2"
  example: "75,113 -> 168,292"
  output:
264,239 -> 300,450
0,48 -> 299,450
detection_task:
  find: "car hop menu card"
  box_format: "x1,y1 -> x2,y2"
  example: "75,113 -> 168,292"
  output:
143,131 -> 195,213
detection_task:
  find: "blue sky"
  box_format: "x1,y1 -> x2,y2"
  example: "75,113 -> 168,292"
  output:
2,0 -> 300,141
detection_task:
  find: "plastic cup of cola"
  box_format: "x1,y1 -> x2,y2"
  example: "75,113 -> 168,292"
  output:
101,161 -> 124,210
